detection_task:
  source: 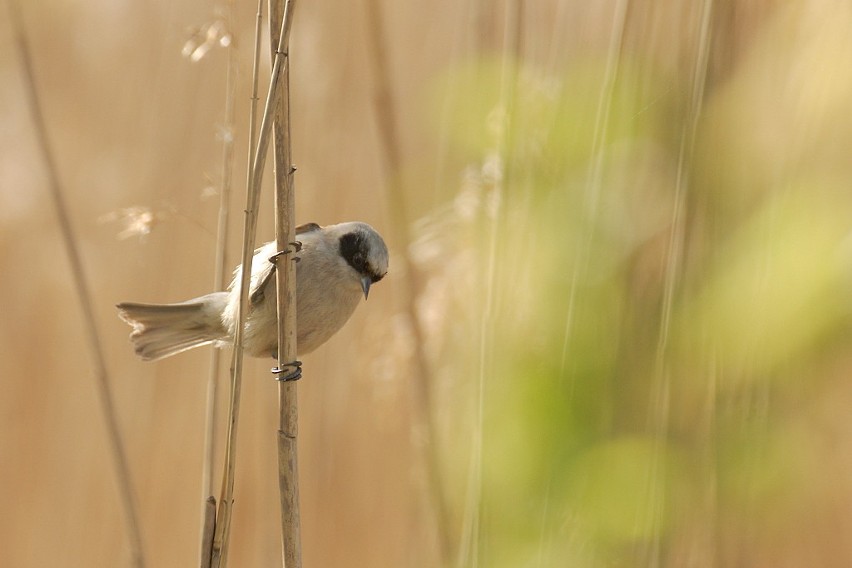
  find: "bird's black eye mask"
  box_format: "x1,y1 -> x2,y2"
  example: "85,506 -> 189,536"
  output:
339,232 -> 384,282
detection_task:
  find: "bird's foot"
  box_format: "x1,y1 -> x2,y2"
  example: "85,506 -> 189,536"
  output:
268,241 -> 303,265
272,360 -> 302,382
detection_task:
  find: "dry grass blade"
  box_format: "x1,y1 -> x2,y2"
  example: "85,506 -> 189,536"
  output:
208,3 -> 296,567
198,0 -> 241,564
7,2 -> 145,567
268,1 -> 301,566
364,0 -> 453,563
200,496 -> 217,567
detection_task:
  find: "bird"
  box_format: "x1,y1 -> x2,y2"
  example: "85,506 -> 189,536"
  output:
116,221 -> 388,361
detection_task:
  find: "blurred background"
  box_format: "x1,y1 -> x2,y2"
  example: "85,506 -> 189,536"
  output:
3,0 -> 852,566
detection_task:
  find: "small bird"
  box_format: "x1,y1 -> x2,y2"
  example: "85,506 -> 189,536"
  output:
117,221 -> 388,361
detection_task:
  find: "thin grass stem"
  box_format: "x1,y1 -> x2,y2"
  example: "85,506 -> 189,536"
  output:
198,0 -> 241,564
363,0 -> 453,563
268,0 -> 301,565
7,2 -> 145,566
209,4 -> 295,566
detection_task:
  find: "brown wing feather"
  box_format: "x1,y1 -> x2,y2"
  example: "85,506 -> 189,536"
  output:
296,222 -> 321,234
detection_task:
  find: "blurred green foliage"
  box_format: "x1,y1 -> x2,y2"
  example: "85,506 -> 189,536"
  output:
426,9 -> 852,564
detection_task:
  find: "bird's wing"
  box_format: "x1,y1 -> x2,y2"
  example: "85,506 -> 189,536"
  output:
250,263 -> 275,306
250,224 -> 319,306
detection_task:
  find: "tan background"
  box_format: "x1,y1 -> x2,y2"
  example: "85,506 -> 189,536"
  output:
4,1 -> 852,567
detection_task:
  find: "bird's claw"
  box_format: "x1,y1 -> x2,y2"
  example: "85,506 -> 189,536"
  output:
269,241 -> 303,265
272,360 -> 302,382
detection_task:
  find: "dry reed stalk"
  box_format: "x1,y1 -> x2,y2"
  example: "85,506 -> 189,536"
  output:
199,496 -> 217,568
8,2 -> 145,567
268,0 -> 301,566
363,0 -> 453,563
198,0 -> 245,564
208,4 -> 296,567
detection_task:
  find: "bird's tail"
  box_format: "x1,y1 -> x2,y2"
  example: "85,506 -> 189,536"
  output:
116,292 -> 229,361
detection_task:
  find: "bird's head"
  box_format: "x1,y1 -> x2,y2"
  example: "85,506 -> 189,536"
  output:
334,222 -> 389,299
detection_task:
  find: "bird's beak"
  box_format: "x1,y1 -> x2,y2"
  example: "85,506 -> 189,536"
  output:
361,275 -> 372,299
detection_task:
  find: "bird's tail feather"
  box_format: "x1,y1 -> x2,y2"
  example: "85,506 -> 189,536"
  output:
116,292 -> 229,361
